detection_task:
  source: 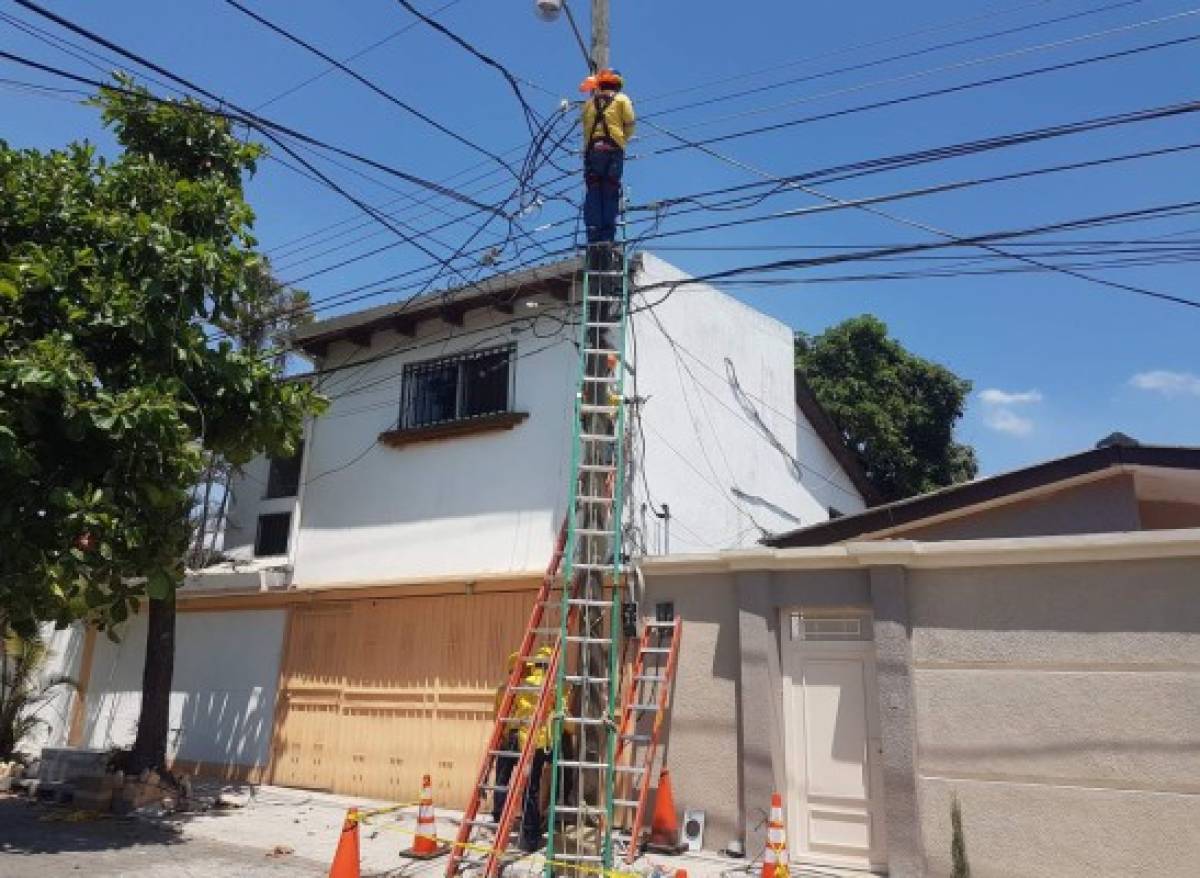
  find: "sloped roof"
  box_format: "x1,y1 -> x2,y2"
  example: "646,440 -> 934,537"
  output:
765,442 -> 1200,548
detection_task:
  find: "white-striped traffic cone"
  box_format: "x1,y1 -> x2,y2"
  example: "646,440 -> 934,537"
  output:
760,792 -> 789,878
400,774 -> 449,860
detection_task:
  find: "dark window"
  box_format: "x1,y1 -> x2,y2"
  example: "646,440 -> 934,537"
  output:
255,512 -> 291,557
266,451 -> 303,499
401,344 -> 515,429
655,601 -> 675,623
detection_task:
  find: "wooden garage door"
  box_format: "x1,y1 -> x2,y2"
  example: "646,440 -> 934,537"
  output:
270,590 -> 532,807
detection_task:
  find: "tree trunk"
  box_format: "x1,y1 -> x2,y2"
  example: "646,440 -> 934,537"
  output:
127,591 -> 176,775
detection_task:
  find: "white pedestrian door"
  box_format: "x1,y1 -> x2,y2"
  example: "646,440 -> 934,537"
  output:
781,610 -> 886,871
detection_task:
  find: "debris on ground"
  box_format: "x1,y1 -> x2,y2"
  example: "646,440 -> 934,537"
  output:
265,844 -> 295,859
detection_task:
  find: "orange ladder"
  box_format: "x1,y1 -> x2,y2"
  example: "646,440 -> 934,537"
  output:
446,523 -> 570,878
611,616 -> 683,862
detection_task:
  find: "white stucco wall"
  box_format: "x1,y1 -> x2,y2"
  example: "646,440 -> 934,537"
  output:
77,609 -> 286,768
280,294 -> 579,586
21,623 -> 86,756
629,253 -> 864,553
222,255 -> 866,580
222,454 -> 298,564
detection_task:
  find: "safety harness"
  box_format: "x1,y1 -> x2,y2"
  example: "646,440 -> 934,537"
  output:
585,92 -> 622,190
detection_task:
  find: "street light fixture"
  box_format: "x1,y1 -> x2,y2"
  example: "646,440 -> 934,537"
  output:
534,0 -> 563,21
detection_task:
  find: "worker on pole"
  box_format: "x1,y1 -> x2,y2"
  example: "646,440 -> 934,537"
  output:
580,68 -> 635,260
491,647 -> 554,852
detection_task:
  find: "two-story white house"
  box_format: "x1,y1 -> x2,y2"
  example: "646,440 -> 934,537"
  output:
47,253 -> 873,804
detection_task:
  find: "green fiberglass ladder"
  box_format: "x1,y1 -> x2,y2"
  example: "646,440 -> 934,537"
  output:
544,244 -> 633,877
445,246 -> 633,878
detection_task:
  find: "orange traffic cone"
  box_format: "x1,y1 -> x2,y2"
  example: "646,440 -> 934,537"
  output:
760,793 -> 789,878
400,774 -> 450,860
328,808 -> 360,878
646,768 -> 687,855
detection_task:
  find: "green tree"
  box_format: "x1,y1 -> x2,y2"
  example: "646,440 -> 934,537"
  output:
796,315 -> 977,502
0,77 -> 324,773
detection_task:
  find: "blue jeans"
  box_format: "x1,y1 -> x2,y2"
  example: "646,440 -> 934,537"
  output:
584,148 -> 624,244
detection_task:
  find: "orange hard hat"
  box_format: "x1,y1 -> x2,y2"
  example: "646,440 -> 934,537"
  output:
579,74 -> 598,93
596,68 -> 624,89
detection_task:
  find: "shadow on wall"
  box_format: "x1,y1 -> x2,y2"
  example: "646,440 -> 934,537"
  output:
172,688 -> 273,769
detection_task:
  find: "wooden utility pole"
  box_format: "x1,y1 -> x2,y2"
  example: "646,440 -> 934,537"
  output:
591,0 -> 609,70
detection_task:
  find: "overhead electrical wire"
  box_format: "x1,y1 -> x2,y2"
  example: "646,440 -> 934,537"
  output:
224,0 -> 517,176
641,4 -> 1190,125
252,0 -> 467,111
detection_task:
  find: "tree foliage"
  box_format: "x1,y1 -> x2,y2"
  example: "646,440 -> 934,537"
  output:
0,76 -> 325,636
796,315 -> 977,502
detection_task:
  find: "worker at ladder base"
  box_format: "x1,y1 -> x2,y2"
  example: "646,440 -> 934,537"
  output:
580,68 -> 635,259
491,647 -> 554,853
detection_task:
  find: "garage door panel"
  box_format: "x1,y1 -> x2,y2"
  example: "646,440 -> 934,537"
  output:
272,590 -> 534,806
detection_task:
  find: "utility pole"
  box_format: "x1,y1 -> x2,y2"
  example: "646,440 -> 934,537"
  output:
590,0 -> 609,70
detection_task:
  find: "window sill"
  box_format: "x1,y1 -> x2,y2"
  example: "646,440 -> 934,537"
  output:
379,411 -> 530,448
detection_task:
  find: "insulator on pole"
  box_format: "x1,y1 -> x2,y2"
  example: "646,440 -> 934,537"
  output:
535,0 -> 564,21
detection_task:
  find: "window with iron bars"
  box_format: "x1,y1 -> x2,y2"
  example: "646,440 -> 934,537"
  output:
399,343 -> 516,429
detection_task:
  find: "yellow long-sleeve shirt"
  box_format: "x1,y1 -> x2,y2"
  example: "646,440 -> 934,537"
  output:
582,92 -> 636,151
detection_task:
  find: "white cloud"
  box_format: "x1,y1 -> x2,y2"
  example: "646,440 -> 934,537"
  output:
983,408 -> 1034,437
979,388 -> 1043,406
978,387 -> 1042,437
1129,370 -> 1200,397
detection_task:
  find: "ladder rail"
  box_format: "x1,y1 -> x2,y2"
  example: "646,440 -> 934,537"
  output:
446,523 -> 566,878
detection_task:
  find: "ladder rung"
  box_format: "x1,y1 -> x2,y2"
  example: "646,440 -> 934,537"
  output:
555,853 -> 606,862
586,270 -> 624,277
641,647 -> 671,653
509,684 -> 542,692
635,674 -> 666,682
579,463 -> 616,472
489,750 -> 521,758
553,805 -> 605,815
574,562 -> 613,571
577,495 -> 612,504
614,765 -> 646,774
588,295 -> 623,302
565,674 -> 610,684
496,716 -> 533,724
479,783 -> 509,792
614,798 -> 640,808
631,704 -> 659,712
575,529 -> 612,538
565,635 -> 613,644
586,322 -> 622,329
622,734 -> 651,743
583,375 -> 619,384
583,347 -> 618,356
567,598 -> 611,607
580,433 -> 617,442
645,621 -> 677,628
581,404 -> 618,414
560,716 -> 606,725
555,760 -> 609,770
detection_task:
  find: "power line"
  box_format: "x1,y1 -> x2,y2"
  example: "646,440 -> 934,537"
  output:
224,0 -> 516,175
7,2 -> 508,216
642,3 -> 1186,126
639,31 -> 1200,156
252,0 -> 467,111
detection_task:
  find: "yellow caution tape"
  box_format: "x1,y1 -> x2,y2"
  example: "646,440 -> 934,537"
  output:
356,811 -> 643,878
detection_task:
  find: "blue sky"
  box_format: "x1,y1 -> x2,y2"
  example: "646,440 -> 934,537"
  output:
2,0 -> 1197,476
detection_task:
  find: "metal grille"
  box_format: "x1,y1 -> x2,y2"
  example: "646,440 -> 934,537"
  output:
399,343 -> 516,429
788,611 -> 871,642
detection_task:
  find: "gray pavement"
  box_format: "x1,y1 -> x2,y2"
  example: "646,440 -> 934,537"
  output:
0,787 -> 864,878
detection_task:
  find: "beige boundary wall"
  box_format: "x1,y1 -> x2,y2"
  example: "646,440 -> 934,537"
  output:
643,529 -> 1200,877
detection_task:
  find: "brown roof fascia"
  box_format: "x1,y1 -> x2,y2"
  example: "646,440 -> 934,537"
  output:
794,371 -> 882,506
293,257 -> 582,358
765,443 -> 1200,548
